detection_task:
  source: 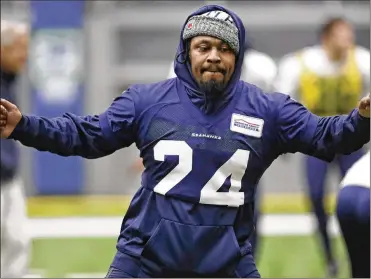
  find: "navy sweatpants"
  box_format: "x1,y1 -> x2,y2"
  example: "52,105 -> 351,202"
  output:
304,150 -> 364,263
336,186 -> 370,278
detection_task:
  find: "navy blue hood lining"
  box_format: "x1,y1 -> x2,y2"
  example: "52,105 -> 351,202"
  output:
174,5 -> 246,115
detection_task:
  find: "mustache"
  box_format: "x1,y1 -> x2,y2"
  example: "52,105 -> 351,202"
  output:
201,67 -> 226,75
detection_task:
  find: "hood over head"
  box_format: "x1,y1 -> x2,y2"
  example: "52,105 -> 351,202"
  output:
174,5 -> 246,114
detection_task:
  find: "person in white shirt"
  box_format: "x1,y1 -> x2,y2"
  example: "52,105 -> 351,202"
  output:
1,20 -> 30,278
274,17 -> 370,277
336,151 -> 370,278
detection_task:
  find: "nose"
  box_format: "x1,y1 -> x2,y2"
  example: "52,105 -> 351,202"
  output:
206,48 -> 221,64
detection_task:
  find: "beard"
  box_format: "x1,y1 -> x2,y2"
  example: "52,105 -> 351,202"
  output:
198,79 -> 227,99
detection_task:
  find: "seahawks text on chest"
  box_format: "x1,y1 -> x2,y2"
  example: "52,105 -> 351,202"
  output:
191,133 -> 221,140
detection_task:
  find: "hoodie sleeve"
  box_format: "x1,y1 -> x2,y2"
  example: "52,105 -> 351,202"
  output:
275,94 -> 370,162
9,88 -> 138,159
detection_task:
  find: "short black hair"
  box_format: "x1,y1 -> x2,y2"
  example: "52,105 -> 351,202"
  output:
319,17 -> 351,38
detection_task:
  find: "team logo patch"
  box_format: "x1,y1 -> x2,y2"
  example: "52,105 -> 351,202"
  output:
230,114 -> 264,138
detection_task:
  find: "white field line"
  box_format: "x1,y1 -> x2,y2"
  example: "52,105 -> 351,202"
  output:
27,214 -> 340,238
65,273 -> 106,278
23,270 -> 107,278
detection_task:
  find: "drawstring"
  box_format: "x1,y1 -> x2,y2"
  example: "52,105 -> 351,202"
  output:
176,40 -> 190,64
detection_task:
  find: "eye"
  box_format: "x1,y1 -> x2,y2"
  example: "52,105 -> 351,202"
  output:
198,46 -> 208,52
221,46 -> 232,52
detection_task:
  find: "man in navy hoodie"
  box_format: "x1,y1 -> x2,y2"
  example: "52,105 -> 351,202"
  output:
0,5 -> 370,278
160,32 -> 277,259
0,20 -> 30,278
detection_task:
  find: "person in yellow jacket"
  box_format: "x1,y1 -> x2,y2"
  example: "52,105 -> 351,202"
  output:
274,17 -> 370,277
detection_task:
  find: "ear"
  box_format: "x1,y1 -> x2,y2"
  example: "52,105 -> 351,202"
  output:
185,39 -> 191,64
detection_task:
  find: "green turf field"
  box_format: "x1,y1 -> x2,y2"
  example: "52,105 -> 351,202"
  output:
27,195 -> 347,278
27,193 -> 338,217
30,235 -> 350,278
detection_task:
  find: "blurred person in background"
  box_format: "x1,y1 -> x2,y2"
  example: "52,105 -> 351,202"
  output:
0,5 -> 370,277
165,34 -> 278,258
336,150 -> 370,278
0,20 -> 30,278
273,17 -> 370,277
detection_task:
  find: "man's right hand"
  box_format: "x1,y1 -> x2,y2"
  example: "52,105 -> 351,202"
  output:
0,99 -> 23,139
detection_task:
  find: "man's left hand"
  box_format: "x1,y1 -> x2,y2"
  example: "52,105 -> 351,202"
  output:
358,94 -> 370,118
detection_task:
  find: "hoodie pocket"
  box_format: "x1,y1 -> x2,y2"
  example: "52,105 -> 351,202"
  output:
141,218 -> 241,275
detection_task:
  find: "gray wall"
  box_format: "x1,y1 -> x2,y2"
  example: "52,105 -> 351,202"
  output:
2,1 -> 369,196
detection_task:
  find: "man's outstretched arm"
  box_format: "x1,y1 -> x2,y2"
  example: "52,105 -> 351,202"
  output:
1,89 -> 137,159
275,94 -> 370,161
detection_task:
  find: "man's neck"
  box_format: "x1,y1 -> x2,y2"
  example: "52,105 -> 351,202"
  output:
322,45 -> 347,63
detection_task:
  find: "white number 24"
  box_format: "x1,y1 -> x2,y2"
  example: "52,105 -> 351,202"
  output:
153,140 -> 250,207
